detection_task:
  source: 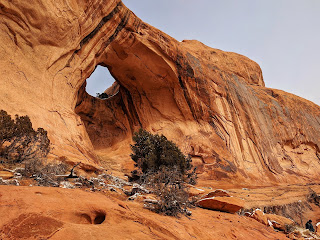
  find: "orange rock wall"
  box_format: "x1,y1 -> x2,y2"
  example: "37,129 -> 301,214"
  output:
1,0 -> 320,184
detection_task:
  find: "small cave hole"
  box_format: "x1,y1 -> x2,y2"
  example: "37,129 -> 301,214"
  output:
85,65 -> 116,99
93,212 -> 106,224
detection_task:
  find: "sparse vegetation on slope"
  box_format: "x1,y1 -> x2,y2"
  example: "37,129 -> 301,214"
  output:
130,129 -> 197,216
0,110 -> 50,164
0,110 -> 69,187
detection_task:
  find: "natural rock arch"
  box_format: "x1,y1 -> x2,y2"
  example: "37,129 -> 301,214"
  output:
1,0 -> 320,184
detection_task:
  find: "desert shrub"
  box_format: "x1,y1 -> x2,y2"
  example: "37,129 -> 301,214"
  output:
142,166 -> 192,216
22,158 -> 68,187
307,188 -> 320,206
285,224 -> 297,234
96,92 -> 108,99
23,158 -> 45,177
130,129 -> 196,216
0,110 -> 50,164
130,129 -> 194,179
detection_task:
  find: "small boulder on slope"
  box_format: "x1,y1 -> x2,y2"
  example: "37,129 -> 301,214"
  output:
197,196 -> 245,213
202,189 -> 231,198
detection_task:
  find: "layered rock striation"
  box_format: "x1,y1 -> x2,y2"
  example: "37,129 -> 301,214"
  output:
1,0 -> 320,183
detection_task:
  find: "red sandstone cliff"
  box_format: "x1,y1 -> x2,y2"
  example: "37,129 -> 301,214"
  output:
0,0 -> 320,185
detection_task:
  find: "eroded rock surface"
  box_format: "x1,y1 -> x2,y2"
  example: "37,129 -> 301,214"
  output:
0,185 -> 288,240
1,0 -> 320,184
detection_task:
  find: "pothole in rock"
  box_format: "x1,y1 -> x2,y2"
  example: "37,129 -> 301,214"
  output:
93,211 -> 106,224
75,211 -> 106,225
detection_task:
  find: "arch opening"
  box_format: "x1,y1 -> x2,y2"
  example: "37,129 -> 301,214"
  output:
85,65 -> 117,99
75,63 -> 129,152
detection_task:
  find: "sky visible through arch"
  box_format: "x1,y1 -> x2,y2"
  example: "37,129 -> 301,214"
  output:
86,66 -> 114,97
86,0 -> 320,106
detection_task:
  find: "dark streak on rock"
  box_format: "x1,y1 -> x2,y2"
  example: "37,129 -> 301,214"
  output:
176,54 -> 198,120
103,9 -> 131,49
80,1 -> 123,48
119,87 -> 142,132
65,1 -> 129,68
178,75 -> 197,120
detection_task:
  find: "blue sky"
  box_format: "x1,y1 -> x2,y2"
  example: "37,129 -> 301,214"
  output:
86,0 -> 320,106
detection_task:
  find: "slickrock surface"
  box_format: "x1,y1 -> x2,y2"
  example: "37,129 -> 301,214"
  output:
1,0 -> 320,183
228,184 -> 320,226
0,186 -> 288,240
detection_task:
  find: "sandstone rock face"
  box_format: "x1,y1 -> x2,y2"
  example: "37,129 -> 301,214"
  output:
197,196 -> 245,213
1,0 -> 320,183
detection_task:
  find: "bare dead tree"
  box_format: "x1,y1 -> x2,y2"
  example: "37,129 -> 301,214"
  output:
67,162 -> 81,178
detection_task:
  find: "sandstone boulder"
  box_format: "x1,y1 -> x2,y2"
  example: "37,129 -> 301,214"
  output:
316,222 -> 320,235
122,185 -> 134,195
250,209 -> 269,226
0,171 -> 14,180
287,230 -> 302,239
266,214 -> 294,231
197,197 -> 245,213
202,189 -> 231,198
139,194 -> 158,203
249,210 -> 295,231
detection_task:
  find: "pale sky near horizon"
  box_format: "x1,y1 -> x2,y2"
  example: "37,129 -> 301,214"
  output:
86,0 -> 320,106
